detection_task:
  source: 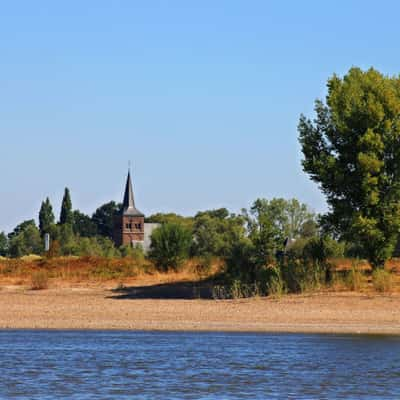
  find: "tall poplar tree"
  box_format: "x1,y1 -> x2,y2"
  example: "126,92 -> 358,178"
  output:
60,188 -> 73,225
38,197 -> 55,236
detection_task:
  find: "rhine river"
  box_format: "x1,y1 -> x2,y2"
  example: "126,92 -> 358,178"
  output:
0,330 -> 399,399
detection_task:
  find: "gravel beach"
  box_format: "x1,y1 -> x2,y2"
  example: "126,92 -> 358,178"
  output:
0,285 -> 399,334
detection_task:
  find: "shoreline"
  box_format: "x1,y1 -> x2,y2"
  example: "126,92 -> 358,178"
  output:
0,286 -> 399,335
0,326 -> 399,335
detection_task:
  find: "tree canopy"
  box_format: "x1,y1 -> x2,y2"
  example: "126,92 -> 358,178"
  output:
91,201 -> 121,239
192,208 -> 245,257
8,220 -> 42,257
299,67 -> 400,267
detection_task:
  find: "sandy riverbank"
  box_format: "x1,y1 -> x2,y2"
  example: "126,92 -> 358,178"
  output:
0,285 -> 399,334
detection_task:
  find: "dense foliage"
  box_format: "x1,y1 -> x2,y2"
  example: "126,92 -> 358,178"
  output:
299,67 -> 400,268
149,223 -> 192,270
59,188 -> 73,225
38,197 -> 55,236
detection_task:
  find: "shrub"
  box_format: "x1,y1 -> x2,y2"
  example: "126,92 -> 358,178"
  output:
120,244 -> 144,261
230,280 -> 243,299
31,270 -> 49,290
267,273 -> 286,297
228,280 -> 260,299
149,223 -> 192,270
345,265 -> 364,291
372,269 -> 392,293
212,285 -> 228,300
280,259 -> 324,293
303,236 -> 344,263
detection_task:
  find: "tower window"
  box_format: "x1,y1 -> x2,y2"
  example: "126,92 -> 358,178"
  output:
125,223 -> 132,230
135,223 -> 142,230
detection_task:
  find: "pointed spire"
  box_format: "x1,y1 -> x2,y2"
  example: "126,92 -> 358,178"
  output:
122,170 -> 144,216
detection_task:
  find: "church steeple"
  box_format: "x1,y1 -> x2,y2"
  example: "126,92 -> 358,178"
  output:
122,170 -> 144,216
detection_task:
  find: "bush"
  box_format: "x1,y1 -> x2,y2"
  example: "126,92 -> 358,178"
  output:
120,244 -> 144,261
31,270 -> 49,290
303,236 -> 344,263
280,259 -> 324,293
345,265 -> 364,291
267,272 -> 286,297
372,269 -> 392,293
149,223 -> 192,270
212,285 -> 228,300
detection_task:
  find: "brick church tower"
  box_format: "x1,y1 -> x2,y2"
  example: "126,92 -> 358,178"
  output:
114,171 -> 145,247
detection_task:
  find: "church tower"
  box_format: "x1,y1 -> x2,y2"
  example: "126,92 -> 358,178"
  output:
114,171 -> 145,247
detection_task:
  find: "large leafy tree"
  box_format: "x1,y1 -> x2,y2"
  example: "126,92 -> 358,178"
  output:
298,67 -> 400,267
192,208 -> 245,257
73,210 -> 98,237
243,198 -> 314,254
8,220 -> 42,257
91,201 -> 121,238
59,188 -> 73,225
243,199 -> 286,266
38,197 -> 55,236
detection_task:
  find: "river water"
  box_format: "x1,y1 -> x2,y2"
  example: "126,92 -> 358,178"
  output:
0,330 -> 399,399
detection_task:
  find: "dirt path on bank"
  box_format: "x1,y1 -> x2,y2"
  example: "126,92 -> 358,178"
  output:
0,285 -> 399,334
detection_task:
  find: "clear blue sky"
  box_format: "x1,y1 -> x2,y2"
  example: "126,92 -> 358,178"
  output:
2,0 -> 400,232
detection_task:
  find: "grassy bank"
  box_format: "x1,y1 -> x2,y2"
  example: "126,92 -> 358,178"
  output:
1,256 -> 400,296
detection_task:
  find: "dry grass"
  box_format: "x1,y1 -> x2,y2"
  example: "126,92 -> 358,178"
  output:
0,256 -> 222,288
20,254 -> 43,262
1,256 -> 399,294
372,269 -> 393,293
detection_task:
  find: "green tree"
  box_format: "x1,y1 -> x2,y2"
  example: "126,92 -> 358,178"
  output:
0,232 -> 8,257
92,201 -> 121,238
192,208 -> 245,257
299,219 -> 318,238
243,199 -> 283,267
73,210 -> 98,237
284,199 -> 315,239
60,188 -> 73,225
149,223 -> 192,270
8,220 -> 37,240
8,221 -> 42,257
38,197 -> 55,236
299,67 -> 400,268
58,223 -> 76,255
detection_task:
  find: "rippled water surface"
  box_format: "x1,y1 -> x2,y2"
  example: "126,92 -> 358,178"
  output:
1,330 -> 400,399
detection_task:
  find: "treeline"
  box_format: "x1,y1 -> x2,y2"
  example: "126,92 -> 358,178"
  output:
1,187 -> 326,263
1,190 -> 347,295
0,188 -> 124,258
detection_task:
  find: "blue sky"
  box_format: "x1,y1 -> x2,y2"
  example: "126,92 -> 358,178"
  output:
2,0 -> 400,232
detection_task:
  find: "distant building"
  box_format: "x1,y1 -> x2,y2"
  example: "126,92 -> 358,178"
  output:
113,171 -> 159,252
